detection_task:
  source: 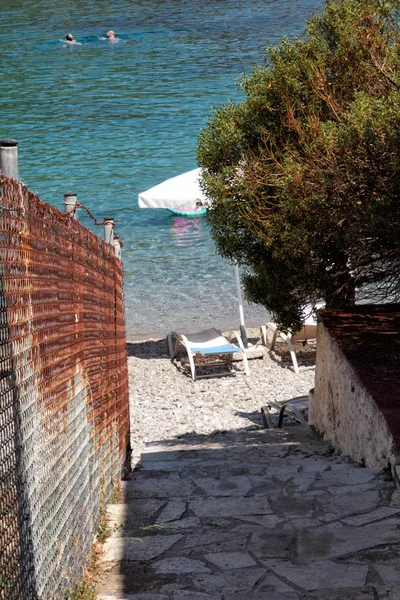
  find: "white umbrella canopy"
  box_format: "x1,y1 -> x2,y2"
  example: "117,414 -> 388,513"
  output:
138,168 -> 207,210
138,169 -> 248,345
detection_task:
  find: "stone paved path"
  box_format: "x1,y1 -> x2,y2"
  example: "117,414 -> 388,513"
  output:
96,426 -> 400,599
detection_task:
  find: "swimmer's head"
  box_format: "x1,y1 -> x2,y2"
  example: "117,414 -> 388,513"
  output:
107,30 -> 115,37
66,33 -> 73,41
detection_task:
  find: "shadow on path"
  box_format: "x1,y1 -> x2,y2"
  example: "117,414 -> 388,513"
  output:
127,338 -> 168,359
96,425 -> 399,599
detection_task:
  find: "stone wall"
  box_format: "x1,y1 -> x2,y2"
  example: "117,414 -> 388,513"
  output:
310,321 -> 398,479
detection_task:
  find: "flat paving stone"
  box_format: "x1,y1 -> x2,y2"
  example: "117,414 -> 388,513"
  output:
342,506 -> 400,527
192,569 -> 267,594
269,495 -> 316,518
341,507 -> 400,526
162,517 -> 201,530
122,478 -> 195,499
248,526 -> 295,558
246,474 -> 287,494
101,534 -> 183,562
315,464 -> 381,486
204,552 -> 257,569
371,562 -> 400,588
190,497 -> 273,517
284,471 -> 318,492
234,514 -> 284,528
156,501 -> 186,523
298,520 -> 400,563
181,529 -> 249,553
140,450 -> 199,462
192,476 -> 254,496
141,460 -> 204,472
107,500 -> 166,528
307,589 -> 377,599
263,559 -> 368,590
172,592 -> 222,600
246,571 -> 298,594
181,463 -> 223,477
317,490 -> 380,519
98,596 -> 169,600
324,483 -> 380,495
264,464 -> 306,480
153,558 -> 211,574
224,594 -> 300,600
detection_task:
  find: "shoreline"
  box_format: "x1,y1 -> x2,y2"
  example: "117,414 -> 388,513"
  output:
125,324 -> 266,344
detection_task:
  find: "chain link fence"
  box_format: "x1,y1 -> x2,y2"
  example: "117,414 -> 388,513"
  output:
0,177 -> 130,599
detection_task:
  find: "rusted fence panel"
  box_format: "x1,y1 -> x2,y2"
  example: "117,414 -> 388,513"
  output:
0,178 -> 130,599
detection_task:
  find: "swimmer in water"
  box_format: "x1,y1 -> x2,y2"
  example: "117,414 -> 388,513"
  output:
64,33 -> 81,45
107,30 -> 117,40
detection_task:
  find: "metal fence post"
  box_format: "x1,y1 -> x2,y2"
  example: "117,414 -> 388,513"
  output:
104,218 -> 114,245
0,138 -> 19,180
63,192 -> 78,218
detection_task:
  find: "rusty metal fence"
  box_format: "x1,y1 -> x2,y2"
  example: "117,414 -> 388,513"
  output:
0,177 -> 130,599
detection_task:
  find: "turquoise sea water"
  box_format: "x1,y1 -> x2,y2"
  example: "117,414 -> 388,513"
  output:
0,0 -> 324,338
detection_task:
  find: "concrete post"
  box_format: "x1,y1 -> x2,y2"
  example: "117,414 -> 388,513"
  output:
112,238 -> 121,259
63,192 -> 78,218
104,218 -> 115,245
0,138 -> 19,180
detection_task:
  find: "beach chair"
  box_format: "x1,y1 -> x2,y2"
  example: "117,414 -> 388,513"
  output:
260,394 -> 310,428
260,303 -> 323,373
167,328 -> 250,380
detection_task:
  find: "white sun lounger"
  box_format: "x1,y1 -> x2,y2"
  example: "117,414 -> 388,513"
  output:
167,328 -> 250,380
260,303 -> 323,373
261,395 -> 309,428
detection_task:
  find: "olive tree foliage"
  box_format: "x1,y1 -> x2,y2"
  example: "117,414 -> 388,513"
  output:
197,0 -> 400,332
